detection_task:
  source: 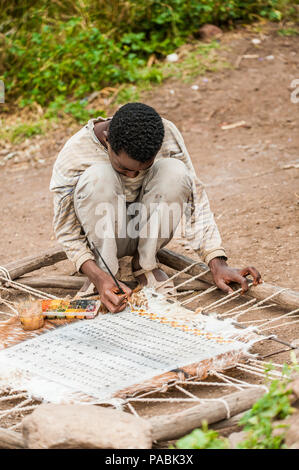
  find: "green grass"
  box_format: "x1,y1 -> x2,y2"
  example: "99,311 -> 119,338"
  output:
0,121 -> 46,143
0,38 -> 229,142
278,27 -> 299,36
160,41 -> 231,83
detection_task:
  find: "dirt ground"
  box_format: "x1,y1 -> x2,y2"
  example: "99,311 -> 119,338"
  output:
0,24 -> 298,441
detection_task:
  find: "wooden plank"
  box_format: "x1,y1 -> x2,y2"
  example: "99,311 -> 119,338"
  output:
2,247 -> 67,281
19,275 -> 86,290
18,275 -> 209,292
0,427 -> 25,449
149,386 -> 265,442
157,248 -> 299,310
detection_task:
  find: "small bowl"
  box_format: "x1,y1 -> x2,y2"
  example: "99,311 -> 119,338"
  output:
19,299 -> 44,331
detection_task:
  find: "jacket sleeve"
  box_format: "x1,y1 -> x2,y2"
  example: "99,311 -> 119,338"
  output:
51,189 -> 95,272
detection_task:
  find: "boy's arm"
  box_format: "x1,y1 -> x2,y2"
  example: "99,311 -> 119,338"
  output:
52,191 -> 95,272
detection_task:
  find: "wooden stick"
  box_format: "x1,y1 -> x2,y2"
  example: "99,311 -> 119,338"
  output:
157,248 -> 299,310
0,427 -> 25,449
149,386 -> 265,441
211,411 -> 245,431
17,275 -> 209,292
17,275 -> 86,290
2,247 -> 67,281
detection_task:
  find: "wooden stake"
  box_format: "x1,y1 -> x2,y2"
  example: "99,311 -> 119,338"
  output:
2,247 -> 67,281
149,386 -> 265,441
17,275 -> 209,292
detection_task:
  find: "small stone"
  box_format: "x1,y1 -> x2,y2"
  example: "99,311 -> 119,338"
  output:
252,38 -> 261,45
191,85 -> 199,91
22,404 -> 152,449
284,412 -> 299,447
197,24 -> 223,41
166,53 -> 179,63
228,431 -> 248,448
266,55 -> 275,61
4,152 -> 17,161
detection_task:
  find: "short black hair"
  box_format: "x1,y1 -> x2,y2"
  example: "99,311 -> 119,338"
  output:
108,102 -> 165,162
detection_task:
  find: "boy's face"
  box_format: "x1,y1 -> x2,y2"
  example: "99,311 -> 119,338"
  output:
106,141 -> 156,179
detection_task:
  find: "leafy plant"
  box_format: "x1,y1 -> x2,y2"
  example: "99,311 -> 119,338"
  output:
237,357 -> 299,449
0,121 -> 45,143
278,27 -> 299,36
172,357 -> 299,450
0,0 -> 297,118
173,421 -> 229,449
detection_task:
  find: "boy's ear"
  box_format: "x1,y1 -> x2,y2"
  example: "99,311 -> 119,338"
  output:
103,130 -> 109,143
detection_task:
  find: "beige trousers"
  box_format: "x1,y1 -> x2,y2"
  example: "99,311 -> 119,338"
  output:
74,158 -> 192,275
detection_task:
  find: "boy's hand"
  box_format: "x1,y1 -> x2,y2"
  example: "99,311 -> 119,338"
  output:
209,257 -> 262,294
96,277 -> 131,313
81,259 -> 132,313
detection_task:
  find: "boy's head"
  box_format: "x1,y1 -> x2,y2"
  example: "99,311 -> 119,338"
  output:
105,102 -> 164,178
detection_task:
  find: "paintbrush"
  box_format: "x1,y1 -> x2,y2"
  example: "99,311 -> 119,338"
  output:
91,242 -> 125,295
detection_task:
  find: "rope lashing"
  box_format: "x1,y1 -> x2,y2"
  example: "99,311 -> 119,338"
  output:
0,275 -> 59,300
157,260 -> 205,290
231,287 -> 289,320
256,307 -> 299,329
259,318 -> 299,332
0,266 -> 11,282
181,286 -> 218,305
202,283 -> 253,313
166,269 -> 210,294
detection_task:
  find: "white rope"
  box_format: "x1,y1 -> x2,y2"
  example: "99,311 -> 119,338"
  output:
236,362 -> 282,378
221,299 -> 256,318
236,366 -> 269,379
0,266 -> 11,281
157,261 -> 204,289
0,398 -> 33,418
254,308 -> 299,330
214,371 -> 268,392
210,370 -> 243,390
128,397 -> 203,402
259,319 -> 299,332
247,358 -> 284,369
176,380 -> 246,389
0,298 -> 19,316
199,397 -> 231,419
232,288 -> 289,320
181,286 -> 218,305
167,269 -> 210,294
126,402 -> 140,417
169,289 -> 194,298
0,393 -> 28,402
248,303 -> 277,312
202,286 -> 247,312
0,404 -> 37,419
175,384 -> 201,400
8,422 -> 22,431
0,276 -> 59,300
